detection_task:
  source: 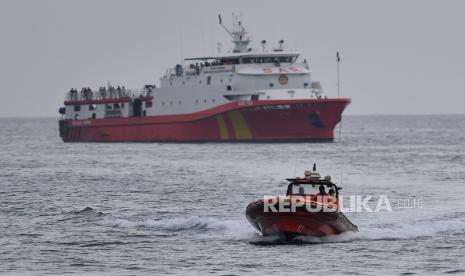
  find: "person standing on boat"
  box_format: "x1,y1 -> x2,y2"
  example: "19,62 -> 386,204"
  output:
319,185 -> 326,195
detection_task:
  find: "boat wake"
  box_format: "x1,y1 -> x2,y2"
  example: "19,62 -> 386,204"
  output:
103,215 -> 465,244
292,216 -> 465,244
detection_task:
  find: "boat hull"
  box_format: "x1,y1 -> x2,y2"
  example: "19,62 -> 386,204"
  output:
59,98 -> 350,142
246,200 -> 358,238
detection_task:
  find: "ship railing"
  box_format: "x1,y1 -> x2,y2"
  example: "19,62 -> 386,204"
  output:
66,89 -> 152,102
165,64 -> 235,78
166,68 -> 176,78
311,81 -> 323,96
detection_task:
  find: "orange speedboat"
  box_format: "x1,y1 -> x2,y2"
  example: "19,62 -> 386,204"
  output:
246,165 -> 357,240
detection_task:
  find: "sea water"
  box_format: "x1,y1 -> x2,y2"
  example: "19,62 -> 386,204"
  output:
1,115 -> 464,275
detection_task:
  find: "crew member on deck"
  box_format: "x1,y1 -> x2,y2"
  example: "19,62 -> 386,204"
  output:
319,185 -> 326,195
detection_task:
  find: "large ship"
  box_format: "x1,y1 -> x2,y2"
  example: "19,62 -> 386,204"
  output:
58,15 -> 350,142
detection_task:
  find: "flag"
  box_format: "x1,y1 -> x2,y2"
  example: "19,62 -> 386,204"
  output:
336,51 -> 340,62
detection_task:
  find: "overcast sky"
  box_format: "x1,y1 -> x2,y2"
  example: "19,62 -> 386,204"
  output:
1,0 -> 464,117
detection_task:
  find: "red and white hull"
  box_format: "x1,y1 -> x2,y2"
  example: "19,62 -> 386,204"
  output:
59,98 -> 350,142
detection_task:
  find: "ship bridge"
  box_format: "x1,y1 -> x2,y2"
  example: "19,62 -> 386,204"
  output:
184,51 -> 300,63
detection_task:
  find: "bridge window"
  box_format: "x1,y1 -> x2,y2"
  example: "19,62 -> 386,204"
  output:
88,104 -> 96,111
262,57 -> 274,63
221,58 -> 239,65
243,56 -> 296,64
226,85 -> 232,91
269,83 -> 274,88
242,57 -> 252,64
74,105 -> 81,112
146,101 -> 153,108
280,56 -> 294,63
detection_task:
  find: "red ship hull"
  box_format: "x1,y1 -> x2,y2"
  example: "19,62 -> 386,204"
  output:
59,98 -> 350,142
246,200 -> 358,239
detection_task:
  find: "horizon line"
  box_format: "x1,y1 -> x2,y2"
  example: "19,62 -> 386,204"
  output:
1,113 -> 464,119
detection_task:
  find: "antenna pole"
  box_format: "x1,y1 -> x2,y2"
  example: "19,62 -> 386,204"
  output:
336,51 -> 341,98
336,51 -> 343,142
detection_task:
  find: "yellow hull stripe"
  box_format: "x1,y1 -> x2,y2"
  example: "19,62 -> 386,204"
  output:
227,110 -> 252,140
216,115 -> 229,140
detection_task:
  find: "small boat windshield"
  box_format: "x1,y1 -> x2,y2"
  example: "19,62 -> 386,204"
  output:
290,183 -> 332,196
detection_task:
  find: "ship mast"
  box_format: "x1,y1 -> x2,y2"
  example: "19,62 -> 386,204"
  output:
218,13 -> 251,53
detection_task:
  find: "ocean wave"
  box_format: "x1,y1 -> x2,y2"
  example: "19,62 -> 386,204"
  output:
56,207 -> 105,222
103,216 -> 258,240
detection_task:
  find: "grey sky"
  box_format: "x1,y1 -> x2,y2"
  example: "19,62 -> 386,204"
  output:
1,0 -> 464,117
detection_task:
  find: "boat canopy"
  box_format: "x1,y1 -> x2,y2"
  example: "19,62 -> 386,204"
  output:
286,179 -> 342,197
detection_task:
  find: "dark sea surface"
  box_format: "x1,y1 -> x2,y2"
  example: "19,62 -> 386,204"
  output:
1,115 -> 465,275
